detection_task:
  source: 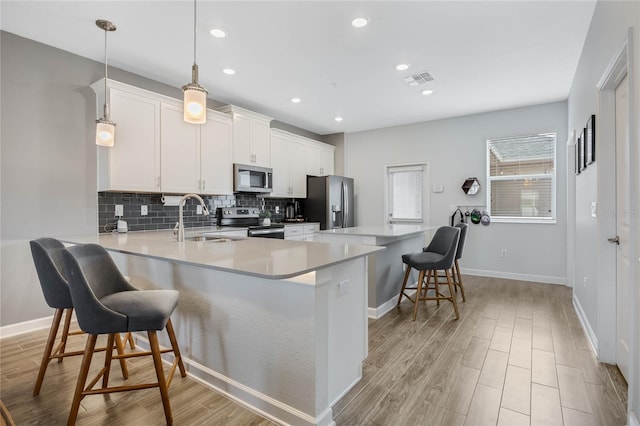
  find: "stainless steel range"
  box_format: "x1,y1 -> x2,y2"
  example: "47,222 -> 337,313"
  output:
217,207 -> 285,239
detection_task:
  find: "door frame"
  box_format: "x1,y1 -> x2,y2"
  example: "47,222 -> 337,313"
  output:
596,28 -> 637,417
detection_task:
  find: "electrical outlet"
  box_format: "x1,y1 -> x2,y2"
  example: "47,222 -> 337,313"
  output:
141,205 -> 148,216
115,204 -> 123,217
275,206 -> 279,214
196,205 -> 203,215
500,249 -> 508,258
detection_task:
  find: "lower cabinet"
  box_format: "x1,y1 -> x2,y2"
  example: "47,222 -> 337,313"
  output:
285,223 -> 320,241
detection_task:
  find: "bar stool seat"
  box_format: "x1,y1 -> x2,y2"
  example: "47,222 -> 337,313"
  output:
397,226 -> 461,321
63,243 -> 186,426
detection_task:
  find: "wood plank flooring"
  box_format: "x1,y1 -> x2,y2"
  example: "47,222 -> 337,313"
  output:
0,276 -> 628,425
334,276 -> 628,426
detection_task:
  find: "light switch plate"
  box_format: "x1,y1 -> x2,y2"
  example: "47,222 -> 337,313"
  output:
591,201 -> 597,218
432,184 -> 444,193
141,205 -> 148,216
196,205 -> 203,215
115,204 -> 123,217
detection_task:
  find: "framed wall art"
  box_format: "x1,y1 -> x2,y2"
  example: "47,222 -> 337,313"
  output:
585,114 -> 596,165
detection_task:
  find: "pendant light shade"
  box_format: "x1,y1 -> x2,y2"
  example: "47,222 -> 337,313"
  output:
95,19 -> 117,147
182,0 -> 208,124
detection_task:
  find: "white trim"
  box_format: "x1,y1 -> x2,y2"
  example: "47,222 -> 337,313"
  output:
0,315 -> 53,339
573,293 -> 598,354
462,268 -> 566,285
368,290 -> 416,319
133,335 -> 334,426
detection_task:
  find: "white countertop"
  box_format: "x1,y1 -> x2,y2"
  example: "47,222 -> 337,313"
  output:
318,224 -> 435,238
62,229 -> 382,280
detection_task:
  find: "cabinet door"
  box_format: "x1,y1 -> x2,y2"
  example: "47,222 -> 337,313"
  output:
201,111 -> 233,195
289,141 -> 307,198
160,102 -> 200,194
231,114 -> 252,165
106,88 -> 161,192
251,119 -> 271,167
306,144 -> 334,176
269,132 -> 291,197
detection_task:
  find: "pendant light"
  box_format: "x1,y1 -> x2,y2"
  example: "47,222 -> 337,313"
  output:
182,0 -> 208,124
95,20 -> 117,147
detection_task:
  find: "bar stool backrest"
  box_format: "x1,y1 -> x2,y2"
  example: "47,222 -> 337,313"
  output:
454,223 -> 469,260
62,243 -> 138,334
423,226 -> 460,270
30,238 -> 73,309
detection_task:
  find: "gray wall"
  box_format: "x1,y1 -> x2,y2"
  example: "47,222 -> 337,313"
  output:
345,101 -> 568,282
566,1 -> 640,422
321,133 -> 345,176
0,31 -> 321,328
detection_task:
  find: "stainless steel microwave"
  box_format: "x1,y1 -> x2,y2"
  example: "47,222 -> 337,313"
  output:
233,164 -> 273,193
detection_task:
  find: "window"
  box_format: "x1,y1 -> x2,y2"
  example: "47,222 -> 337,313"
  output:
387,164 -> 424,223
486,133 -> 556,223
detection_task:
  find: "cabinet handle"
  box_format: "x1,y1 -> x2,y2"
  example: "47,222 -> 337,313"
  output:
157,176 -> 161,188
202,180 -> 206,191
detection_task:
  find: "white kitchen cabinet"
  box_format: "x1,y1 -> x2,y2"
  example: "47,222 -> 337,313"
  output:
92,79 -> 161,192
161,102 -> 233,195
270,130 -> 307,198
306,142 -> 335,176
217,105 -> 272,167
285,223 -> 320,241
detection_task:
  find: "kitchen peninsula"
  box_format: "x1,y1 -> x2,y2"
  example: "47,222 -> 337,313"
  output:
318,224 -> 435,318
63,230 -> 382,426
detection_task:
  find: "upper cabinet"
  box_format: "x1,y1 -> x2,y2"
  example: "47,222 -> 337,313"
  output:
270,130 -> 307,198
217,105 -> 272,168
92,80 -> 161,192
306,141 -> 335,176
160,103 -> 233,195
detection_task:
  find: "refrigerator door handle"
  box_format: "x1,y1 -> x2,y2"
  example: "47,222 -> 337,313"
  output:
342,181 -> 348,228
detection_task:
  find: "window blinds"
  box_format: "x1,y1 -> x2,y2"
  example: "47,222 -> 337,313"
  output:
487,133 -> 556,220
389,165 -> 423,221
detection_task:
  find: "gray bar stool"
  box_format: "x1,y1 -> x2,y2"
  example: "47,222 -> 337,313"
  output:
62,243 -> 186,425
29,238 -> 130,396
427,222 -> 469,302
397,226 -> 461,321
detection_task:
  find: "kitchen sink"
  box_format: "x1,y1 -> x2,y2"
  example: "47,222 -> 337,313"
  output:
187,236 -> 233,243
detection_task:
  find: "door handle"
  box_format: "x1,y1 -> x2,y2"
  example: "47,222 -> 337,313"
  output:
608,236 -> 620,245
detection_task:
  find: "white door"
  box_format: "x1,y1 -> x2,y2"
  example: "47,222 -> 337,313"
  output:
615,74 -> 631,381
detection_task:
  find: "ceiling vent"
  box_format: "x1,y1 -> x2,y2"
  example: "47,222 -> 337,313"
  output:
403,71 -> 434,86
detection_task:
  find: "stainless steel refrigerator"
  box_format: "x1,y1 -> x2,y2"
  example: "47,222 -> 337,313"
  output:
306,175 -> 354,230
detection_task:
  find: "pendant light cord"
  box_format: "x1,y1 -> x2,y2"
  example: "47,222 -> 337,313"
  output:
193,0 -> 197,66
103,26 -> 109,120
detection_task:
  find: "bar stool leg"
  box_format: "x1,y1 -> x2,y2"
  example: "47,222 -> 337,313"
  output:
149,330 -> 173,425
126,332 -> 136,349
397,265 -> 412,306
413,270 -> 426,321
454,259 -> 466,302
33,308 -> 64,396
165,320 -> 186,378
433,270 -> 441,306
58,308 -> 74,363
113,334 -> 129,379
445,269 -> 460,320
102,334 -> 115,388
68,334 -> 98,426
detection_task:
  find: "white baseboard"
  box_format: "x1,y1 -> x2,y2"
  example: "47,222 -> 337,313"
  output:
462,268 -> 567,285
630,411 -> 639,426
368,290 -> 416,319
0,315 -> 53,339
572,294 -> 598,354
134,335 -> 333,426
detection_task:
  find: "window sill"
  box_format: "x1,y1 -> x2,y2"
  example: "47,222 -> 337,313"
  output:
490,217 -> 556,225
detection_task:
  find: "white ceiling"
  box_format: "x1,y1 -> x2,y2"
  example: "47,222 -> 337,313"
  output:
1,1 -> 596,136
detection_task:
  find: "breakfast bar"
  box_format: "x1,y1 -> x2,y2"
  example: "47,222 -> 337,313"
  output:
317,224 -> 435,318
63,231 -> 382,426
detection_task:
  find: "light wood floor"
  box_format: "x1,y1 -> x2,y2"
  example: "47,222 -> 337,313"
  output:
0,276 -> 627,425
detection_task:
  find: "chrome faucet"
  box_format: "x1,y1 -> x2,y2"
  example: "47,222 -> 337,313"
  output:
176,193 -> 210,242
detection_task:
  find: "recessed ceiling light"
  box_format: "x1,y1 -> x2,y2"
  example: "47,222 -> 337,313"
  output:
209,27 -> 227,38
291,97 -> 302,103
351,18 -> 368,28
223,68 -> 235,75
334,116 -> 343,122
421,89 -> 434,96
396,64 -> 410,71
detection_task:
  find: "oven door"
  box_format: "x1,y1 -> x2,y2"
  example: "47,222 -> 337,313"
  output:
248,227 -> 285,239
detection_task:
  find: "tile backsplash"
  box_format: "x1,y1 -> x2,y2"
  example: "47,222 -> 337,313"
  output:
98,192 -> 304,233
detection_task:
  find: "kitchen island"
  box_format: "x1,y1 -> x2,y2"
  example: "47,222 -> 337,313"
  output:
318,224 -> 436,318
63,230 -> 382,426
